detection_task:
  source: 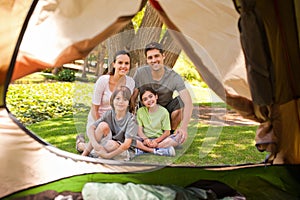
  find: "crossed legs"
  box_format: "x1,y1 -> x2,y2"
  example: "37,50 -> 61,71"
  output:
81,122 -> 112,156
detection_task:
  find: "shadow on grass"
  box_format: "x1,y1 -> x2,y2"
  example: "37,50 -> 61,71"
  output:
28,114 -> 81,154
27,110 -> 267,166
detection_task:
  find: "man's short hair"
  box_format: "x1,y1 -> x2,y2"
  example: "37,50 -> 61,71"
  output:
145,42 -> 164,56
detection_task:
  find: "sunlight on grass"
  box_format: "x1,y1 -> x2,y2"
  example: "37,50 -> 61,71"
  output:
73,81 -> 94,106
17,80 -> 269,166
28,115 -> 79,154
174,125 -> 268,166
26,113 -> 270,166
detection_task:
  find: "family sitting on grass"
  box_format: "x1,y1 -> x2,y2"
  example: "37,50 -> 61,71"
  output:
76,42 -> 193,160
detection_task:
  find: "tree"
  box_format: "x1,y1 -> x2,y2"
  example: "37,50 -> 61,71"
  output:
95,42 -> 106,76
85,1 -> 181,78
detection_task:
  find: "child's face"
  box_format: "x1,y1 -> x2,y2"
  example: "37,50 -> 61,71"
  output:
141,91 -> 157,108
113,91 -> 129,112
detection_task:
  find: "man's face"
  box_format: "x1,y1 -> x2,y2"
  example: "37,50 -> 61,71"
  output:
146,49 -> 165,71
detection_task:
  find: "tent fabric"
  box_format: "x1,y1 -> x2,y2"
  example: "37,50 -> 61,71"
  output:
0,108 -> 157,197
234,0 -> 300,164
0,0 -> 300,198
0,1 -> 32,105
13,0 -> 143,80
5,164 -> 300,199
151,0 -> 261,123
154,0 -> 294,163
155,0 -> 251,101
238,0 -> 275,106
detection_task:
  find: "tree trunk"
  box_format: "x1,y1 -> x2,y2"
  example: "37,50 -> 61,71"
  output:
130,2 -> 163,68
160,30 -> 181,68
88,1 -> 181,77
95,42 -> 106,77
82,56 -> 88,78
52,67 -> 60,75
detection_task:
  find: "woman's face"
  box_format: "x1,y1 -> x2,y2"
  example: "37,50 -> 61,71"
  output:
141,90 -> 157,108
113,91 -> 129,112
113,54 -> 130,76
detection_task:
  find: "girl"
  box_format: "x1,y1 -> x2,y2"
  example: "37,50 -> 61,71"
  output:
136,87 -> 181,149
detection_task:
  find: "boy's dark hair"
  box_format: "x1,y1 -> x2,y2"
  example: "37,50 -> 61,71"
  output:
144,42 -> 164,56
139,87 -> 157,101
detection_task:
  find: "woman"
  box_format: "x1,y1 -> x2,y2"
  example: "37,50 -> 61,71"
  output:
76,50 -> 135,153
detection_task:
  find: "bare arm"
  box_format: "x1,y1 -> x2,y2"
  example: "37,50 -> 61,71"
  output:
177,89 -> 193,143
154,130 -> 170,144
138,125 -> 152,147
86,124 -> 103,153
91,104 -> 100,120
138,126 -> 147,139
130,88 -> 139,113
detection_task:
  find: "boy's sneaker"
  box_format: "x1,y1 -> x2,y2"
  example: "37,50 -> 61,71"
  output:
135,148 -> 146,156
154,146 -> 176,157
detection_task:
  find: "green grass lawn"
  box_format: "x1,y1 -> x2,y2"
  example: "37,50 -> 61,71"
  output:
28,112 -> 267,166
9,77 -> 268,166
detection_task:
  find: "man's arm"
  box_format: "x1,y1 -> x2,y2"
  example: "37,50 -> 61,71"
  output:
177,88 -> 193,143
130,88 -> 139,113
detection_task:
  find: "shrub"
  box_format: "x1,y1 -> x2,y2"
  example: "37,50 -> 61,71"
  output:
174,64 -> 202,82
57,69 -> 76,82
173,53 -> 203,83
6,82 -> 77,125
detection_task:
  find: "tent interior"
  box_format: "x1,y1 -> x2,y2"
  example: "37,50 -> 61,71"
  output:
1,0 -> 300,199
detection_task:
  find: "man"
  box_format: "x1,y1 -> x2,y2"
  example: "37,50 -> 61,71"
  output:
130,42 -> 193,144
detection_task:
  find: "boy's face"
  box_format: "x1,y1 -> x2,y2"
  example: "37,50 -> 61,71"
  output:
146,49 -> 165,71
113,92 -> 129,112
141,91 -> 158,108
